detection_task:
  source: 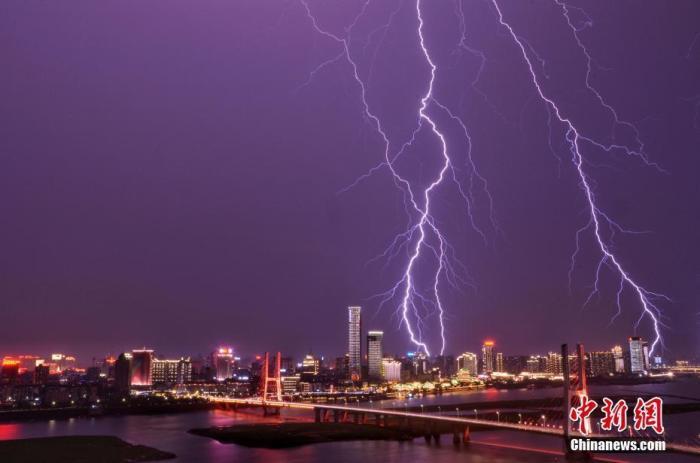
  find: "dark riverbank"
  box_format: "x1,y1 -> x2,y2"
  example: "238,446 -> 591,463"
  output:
0,398 -> 213,423
190,422 -> 417,448
0,435 -> 175,462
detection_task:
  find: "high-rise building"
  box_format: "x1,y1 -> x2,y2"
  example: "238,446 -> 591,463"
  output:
411,352 -> 429,377
131,349 -> 153,386
0,359 -> 20,384
546,352 -> 563,375
611,345 -> 625,373
301,354 -> 319,375
367,331 -> 384,381
481,341 -> 495,374
281,375 -> 300,394
588,351 -> 615,376
114,353 -> 132,394
495,352 -> 504,373
456,352 -> 478,376
50,354 -> 77,374
382,358 -> 401,382
642,342 -> 651,371
152,358 -> 192,385
348,306 -> 362,381
213,347 -> 234,381
526,355 -> 547,373
628,337 -> 647,373
34,364 -> 50,385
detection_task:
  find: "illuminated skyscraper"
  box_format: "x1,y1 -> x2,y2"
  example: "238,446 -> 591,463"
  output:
495,352 -> 504,373
152,358 -> 192,385
382,358 -> 401,382
628,337 -> 647,373
457,352 -> 478,376
367,330 -> 383,381
348,306 -> 361,381
611,345 -> 625,373
588,351 -> 615,376
301,354 -> 319,375
481,341 -> 495,374
131,349 -> 153,386
642,341 -> 651,371
50,353 -> 76,373
212,347 -> 234,381
0,359 -> 20,384
546,352 -> 563,375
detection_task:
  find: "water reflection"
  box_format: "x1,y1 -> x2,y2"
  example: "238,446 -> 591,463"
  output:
0,379 -> 697,462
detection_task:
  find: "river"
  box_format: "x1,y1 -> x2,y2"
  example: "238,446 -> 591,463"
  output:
0,378 -> 698,462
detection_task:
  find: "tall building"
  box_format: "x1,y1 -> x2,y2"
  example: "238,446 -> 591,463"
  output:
588,351 -> 615,376
152,358 -> 192,385
526,355 -> 547,373
114,353 -> 132,394
457,352 -> 478,376
131,349 -> 153,386
367,330 -> 384,381
301,354 -> 319,375
348,306 -> 362,381
382,358 -> 401,382
642,342 -> 651,371
50,354 -> 76,373
0,359 -> 20,384
34,364 -> 50,385
212,347 -> 234,381
611,345 -> 625,373
411,352 -> 429,377
481,341 -> 495,374
281,375 -> 300,394
495,352 -> 504,373
628,337 -> 647,373
546,352 -> 563,375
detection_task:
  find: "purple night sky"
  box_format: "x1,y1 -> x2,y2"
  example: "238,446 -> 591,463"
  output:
1,0 -> 698,362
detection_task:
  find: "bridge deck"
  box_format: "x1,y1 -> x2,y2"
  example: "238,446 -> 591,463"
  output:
209,397 -> 700,456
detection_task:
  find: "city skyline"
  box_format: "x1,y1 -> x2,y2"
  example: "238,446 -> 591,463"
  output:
1,322 -> 678,370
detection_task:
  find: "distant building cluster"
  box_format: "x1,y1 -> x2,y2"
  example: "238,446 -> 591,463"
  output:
0,305 -> 693,410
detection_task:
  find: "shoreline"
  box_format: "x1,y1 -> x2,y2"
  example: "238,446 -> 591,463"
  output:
0,435 -> 175,462
189,422 -> 418,448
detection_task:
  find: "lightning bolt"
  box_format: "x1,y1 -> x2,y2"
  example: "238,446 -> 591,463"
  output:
301,0 -> 496,355
490,0 -> 668,354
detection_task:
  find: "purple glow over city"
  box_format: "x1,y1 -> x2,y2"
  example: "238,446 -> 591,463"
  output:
1,2 -> 700,461
1,0 -> 699,362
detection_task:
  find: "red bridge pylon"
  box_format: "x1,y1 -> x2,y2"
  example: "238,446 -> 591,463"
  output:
261,351 -> 282,402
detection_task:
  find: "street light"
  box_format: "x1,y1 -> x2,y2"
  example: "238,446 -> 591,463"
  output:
541,414 -> 546,427
496,411 -> 500,423
474,409 -> 478,419
420,404 -> 424,414
456,407 -> 460,417
518,413 -> 522,424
